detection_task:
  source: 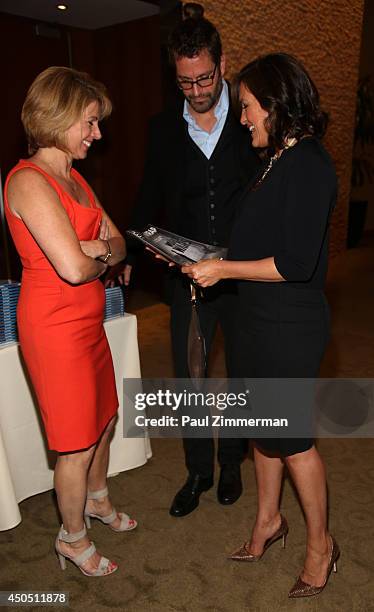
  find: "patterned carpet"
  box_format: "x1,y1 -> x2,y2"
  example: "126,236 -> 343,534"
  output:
1,238 -> 373,612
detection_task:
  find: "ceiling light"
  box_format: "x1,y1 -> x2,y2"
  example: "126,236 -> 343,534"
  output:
57,4 -> 68,10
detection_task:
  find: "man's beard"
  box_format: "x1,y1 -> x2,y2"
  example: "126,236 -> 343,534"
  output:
186,78 -> 223,114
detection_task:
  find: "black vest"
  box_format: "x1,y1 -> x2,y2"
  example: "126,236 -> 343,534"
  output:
178,114 -> 252,247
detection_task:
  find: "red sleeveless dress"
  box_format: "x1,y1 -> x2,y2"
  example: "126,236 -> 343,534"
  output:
4,160 -> 118,452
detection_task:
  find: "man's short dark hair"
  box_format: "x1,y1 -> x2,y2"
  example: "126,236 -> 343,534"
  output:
168,16 -> 222,65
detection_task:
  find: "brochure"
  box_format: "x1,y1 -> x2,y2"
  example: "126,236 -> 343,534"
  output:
127,226 -> 227,266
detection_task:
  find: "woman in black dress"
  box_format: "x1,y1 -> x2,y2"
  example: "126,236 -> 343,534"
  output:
181,53 -> 339,598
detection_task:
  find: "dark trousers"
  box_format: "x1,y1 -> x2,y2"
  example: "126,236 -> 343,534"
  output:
169,274 -> 247,478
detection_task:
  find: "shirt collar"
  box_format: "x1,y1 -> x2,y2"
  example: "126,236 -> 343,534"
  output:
183,79 -> 229,129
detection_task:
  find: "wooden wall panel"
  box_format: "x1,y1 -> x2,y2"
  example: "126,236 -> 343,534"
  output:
0,13 -> 71,277
0,12 -> 162,278
91,15 -> 162,232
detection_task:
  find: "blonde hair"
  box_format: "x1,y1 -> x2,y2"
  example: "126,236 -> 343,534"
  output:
21,66 -> 112,154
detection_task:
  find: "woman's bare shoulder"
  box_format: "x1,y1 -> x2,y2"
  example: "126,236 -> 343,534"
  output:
8,166 -> 57,198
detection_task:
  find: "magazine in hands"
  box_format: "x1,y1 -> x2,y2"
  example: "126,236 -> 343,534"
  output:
127,225 -> 227,266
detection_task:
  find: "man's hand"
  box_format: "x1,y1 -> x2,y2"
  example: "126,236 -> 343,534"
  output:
104,262 -> 132,288
145,247 -> 175,266
122,264 -> 132,286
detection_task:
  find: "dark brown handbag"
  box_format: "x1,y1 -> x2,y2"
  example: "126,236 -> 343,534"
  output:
187,282 -> 206,380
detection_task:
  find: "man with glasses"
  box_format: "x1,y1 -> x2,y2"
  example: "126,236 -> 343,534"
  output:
125,9 -> 258,517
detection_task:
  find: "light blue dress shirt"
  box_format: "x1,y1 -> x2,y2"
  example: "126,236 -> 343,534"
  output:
183,79 -> 229,159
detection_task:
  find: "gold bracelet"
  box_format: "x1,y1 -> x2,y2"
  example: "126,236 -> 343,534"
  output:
101,239 -> 112,263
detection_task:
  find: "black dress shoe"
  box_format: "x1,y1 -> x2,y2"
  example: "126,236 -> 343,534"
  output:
217,465 -> 242,505
169,474 -> 213,517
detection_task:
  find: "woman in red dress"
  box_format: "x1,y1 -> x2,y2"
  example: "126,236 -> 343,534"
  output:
5,67 -> 136,576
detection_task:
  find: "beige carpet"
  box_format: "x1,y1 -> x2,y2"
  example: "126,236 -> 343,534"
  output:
1,238 -> 373,612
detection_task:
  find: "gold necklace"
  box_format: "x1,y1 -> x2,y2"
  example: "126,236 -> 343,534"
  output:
251,152 -> 280,191
251,137 -> 298,191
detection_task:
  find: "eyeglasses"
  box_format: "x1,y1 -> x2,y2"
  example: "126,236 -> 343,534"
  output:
176,64 -> 217,91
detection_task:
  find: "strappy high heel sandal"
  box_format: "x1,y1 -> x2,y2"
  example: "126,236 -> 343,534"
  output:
229,515 -> 289,562
84,486 -> 137,532
55,525 -> 118,576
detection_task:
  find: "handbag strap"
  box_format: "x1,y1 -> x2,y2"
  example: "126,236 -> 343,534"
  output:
190,281 -> 197,304
190,281 -> 204,304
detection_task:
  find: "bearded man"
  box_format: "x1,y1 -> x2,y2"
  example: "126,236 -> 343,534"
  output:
124,9 -> 259,517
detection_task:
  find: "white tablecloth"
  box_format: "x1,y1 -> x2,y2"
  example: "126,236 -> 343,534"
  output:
0,314 -> 151,531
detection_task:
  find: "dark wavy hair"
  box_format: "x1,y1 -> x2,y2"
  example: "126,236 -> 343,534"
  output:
233,53 -> 328,152
168,14 -> 222,65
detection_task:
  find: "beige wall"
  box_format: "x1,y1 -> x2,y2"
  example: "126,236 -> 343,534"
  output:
203,0 -> 364,255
